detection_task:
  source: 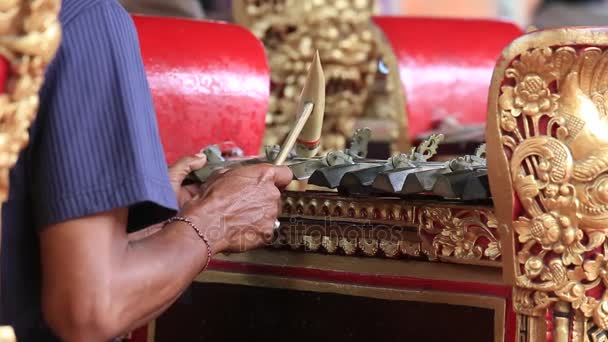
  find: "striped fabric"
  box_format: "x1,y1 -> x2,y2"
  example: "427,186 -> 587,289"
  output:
1,0 -> 177,340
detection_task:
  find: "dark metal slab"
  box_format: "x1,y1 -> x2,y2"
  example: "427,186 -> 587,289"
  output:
432,169 -> 488,200
308,163 -> 380,189
400,166 -> 452,194
338,164 -> 393,196
370,167 -> 419,193
462,171 -> 491,201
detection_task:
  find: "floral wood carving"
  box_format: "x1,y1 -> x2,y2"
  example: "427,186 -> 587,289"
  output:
418,207 -> 501,263
232,0 -> 407,153
0,0 -> 61,339
496,45 -> 608,328
278,191 -> 500,266
0,0 -> 61,202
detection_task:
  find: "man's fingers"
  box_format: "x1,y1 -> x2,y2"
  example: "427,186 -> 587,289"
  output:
182,184 -> 201,196
272,166 -> 293,188
168,154 -> 207,184
189,154 -> 208,170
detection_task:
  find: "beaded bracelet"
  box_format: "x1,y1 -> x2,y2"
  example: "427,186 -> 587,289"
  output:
164,216 -> 212,272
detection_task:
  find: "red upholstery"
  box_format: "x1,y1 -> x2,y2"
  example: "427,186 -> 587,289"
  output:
373,17 -> 523,139
0,57 -> 7,94
132,16 -> 269,164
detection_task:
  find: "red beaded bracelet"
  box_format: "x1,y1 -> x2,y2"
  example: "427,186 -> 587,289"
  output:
164,216 -> 212,272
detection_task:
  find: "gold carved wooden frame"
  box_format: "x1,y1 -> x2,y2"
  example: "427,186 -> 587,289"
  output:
0,0 -> 61,339
487,27 -> 608,341
278,191 -> 500,267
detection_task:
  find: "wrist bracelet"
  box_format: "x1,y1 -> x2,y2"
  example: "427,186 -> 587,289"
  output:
164,216 -> 212,272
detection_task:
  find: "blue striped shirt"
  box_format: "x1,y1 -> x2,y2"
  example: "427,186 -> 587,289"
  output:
1,0 -> 178,340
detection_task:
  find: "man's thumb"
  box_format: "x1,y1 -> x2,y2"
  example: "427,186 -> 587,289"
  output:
168,154 -> 207,186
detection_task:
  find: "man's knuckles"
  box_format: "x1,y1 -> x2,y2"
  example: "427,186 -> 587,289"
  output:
172,155 -> 206,171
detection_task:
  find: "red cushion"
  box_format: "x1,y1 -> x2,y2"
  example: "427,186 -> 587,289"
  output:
0,57 -> 8,94
373,17 -> 523,139
132,16 -> 269,163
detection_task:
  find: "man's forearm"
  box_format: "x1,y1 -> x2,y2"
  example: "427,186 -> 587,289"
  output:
115,220 -> 210,334
127,223 -> 163,242
40,209 -> 213,341
121,222 -> 207,331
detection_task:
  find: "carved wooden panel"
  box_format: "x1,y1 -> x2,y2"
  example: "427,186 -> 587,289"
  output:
487,27 -> 608,341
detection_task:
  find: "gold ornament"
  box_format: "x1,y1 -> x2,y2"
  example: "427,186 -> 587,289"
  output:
279,191 -> 499,266
232,0 -> 408,154
488,31 -> 608,333
0,0 -> 62,339
0,0 -> 61,202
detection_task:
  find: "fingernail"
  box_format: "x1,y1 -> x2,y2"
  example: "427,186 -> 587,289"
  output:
195,153 -> 206,159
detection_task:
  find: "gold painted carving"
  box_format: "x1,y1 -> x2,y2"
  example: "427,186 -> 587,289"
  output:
233,0 -> 408,153
0,0 -> 61,339
418,207 -> 501,263
279,191 -> 500,266
0,0 -> 61,202
493,44 -> 608,329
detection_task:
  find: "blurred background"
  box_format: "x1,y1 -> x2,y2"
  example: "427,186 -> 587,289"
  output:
119,0 -> 608,29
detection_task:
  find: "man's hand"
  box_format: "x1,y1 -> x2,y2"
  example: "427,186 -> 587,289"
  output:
180,163 -> 293,254
39,159 -> 291,341
168,154 -> 207,207
128,154 -> 208,242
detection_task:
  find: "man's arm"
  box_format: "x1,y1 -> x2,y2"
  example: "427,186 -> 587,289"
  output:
39,164 -> 292,342
127,154 -> 208,243
127,223 -> 162,242
30,3 -> 294,340
40,208 -> 206,341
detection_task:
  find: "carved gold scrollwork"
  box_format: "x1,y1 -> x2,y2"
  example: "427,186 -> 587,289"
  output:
279,192 -> 500,266
495,44 -> 608,330
0,0 -> 61,202
233,0 -> 408,153
0,0 -> 61,339
418,207 -> 501,264
513,287 -> 557,317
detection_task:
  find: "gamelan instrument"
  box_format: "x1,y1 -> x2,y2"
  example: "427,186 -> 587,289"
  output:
188,52 -> 491,205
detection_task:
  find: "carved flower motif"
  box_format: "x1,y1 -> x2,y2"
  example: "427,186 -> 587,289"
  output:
499,76 -> 557,117
484,241 -> 501,260
585,255 -> 608,281
436,225 -> 479,259
500,110 -> 517,132
426,210 -> 499,262
434,216 -> 483,259
524,256 -> 545,279
514,213 -> 560,246
569,254 -> 608,283
499,47 -> 560,121
514,211 -> 585,266
544,184 -> 560,198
